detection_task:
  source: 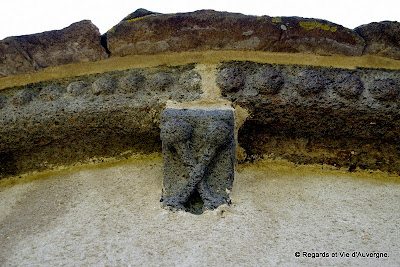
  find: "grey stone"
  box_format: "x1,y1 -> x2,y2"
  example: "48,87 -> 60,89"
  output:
254,68 -> 285,95
178,71 -> 202,91
92,77 -> 117,95
369,78 -> 400,101
355,21 -> 400,60
160,108 -> 235,213
149,73 -> 173,91
0,20 -> 108,77
0,94 -> 7,109
66,81 -> 90,96
12,89 -> 35,106
296,70 -> 326,96
39,85 -> 65,101
333,73 -> 364,99
220,61 -> 400,173
2,61 -> 400,180
216,68 -> 245,93
118,74 -> 145,93
0,65 -> 204,180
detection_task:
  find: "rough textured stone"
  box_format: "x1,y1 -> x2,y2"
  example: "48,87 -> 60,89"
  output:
66,81 -> 90,96
296,70 -> 326,96
0,20 -> 108,77
369,78 -> 400,101
160,108 -> 235,214
149,73 -> 173,91
12,88 -> 35,106
333,73 -> 364,99
105,9 -> 365,57
216,68 -> 245,93
91,77 -> 117,95
118,74 -> 145,93
355,21 -> 400,60
178,71 -> 202,91
39,85 -> 65,101
0,94 -> 7,109
219,61 -> 400,173
253,68 -> 285,95
0,64 -> 202,179
120,8 -> 160,22
1,61 -> 400,180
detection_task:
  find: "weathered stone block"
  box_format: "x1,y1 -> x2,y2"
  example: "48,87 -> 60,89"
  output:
160,108 -> 235,213
355,21 -> 400,60
105,9 -> 365,57
0,20 -> 108,77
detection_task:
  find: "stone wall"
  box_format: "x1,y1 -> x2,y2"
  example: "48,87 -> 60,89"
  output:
1,9 -> 399,77
1,61 -> 399,177
0,65 -> 201,177
217,62 -> 400,172
0,9 -> 400,178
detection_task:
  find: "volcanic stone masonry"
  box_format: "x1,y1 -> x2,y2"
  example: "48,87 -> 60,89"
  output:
1,9 -> 400,77
0,65 -> 202,178
1,61 -> 399,178
217,61 -> 400,172
0,9 -> 400,179
160,108 -> 235,213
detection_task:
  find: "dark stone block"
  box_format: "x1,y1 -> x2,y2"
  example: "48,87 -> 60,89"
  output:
160,108 -> 235,213
0,20 -> 108,77
106,10 -> 365,57
369,78 -> 400,101
296,70 -> 326,96
334,73 -> 364,99
216,67 -> 245,93
355,21 -> 400,60
254,68 -> 285,95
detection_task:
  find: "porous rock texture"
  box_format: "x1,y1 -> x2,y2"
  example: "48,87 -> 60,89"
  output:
0,9 -> 400,179
160,108 -> 235,213
1,9 -> 400,78
1,61 -> 400,178
355,21 -> 400,60
0,20 -> 108,77
216,61 -> 400,173
105,9 -> 365,57
0,65 -> 202,178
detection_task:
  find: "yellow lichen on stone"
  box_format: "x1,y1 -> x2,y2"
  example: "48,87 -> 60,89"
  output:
272,17 -> 282,23
299,20 -> 338,32
330,26 -> 338,32
127,15 -> 152,23
256,16 -> 268,24
107,27 -> 116,34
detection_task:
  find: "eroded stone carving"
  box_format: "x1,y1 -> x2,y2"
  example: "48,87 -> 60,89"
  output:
255,68 -> 285,95
216,67 -> 245,93
160,108 -> 235,213
296,70 -> 326,96
334,73 -> 364,99
370,78 -> 400,101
